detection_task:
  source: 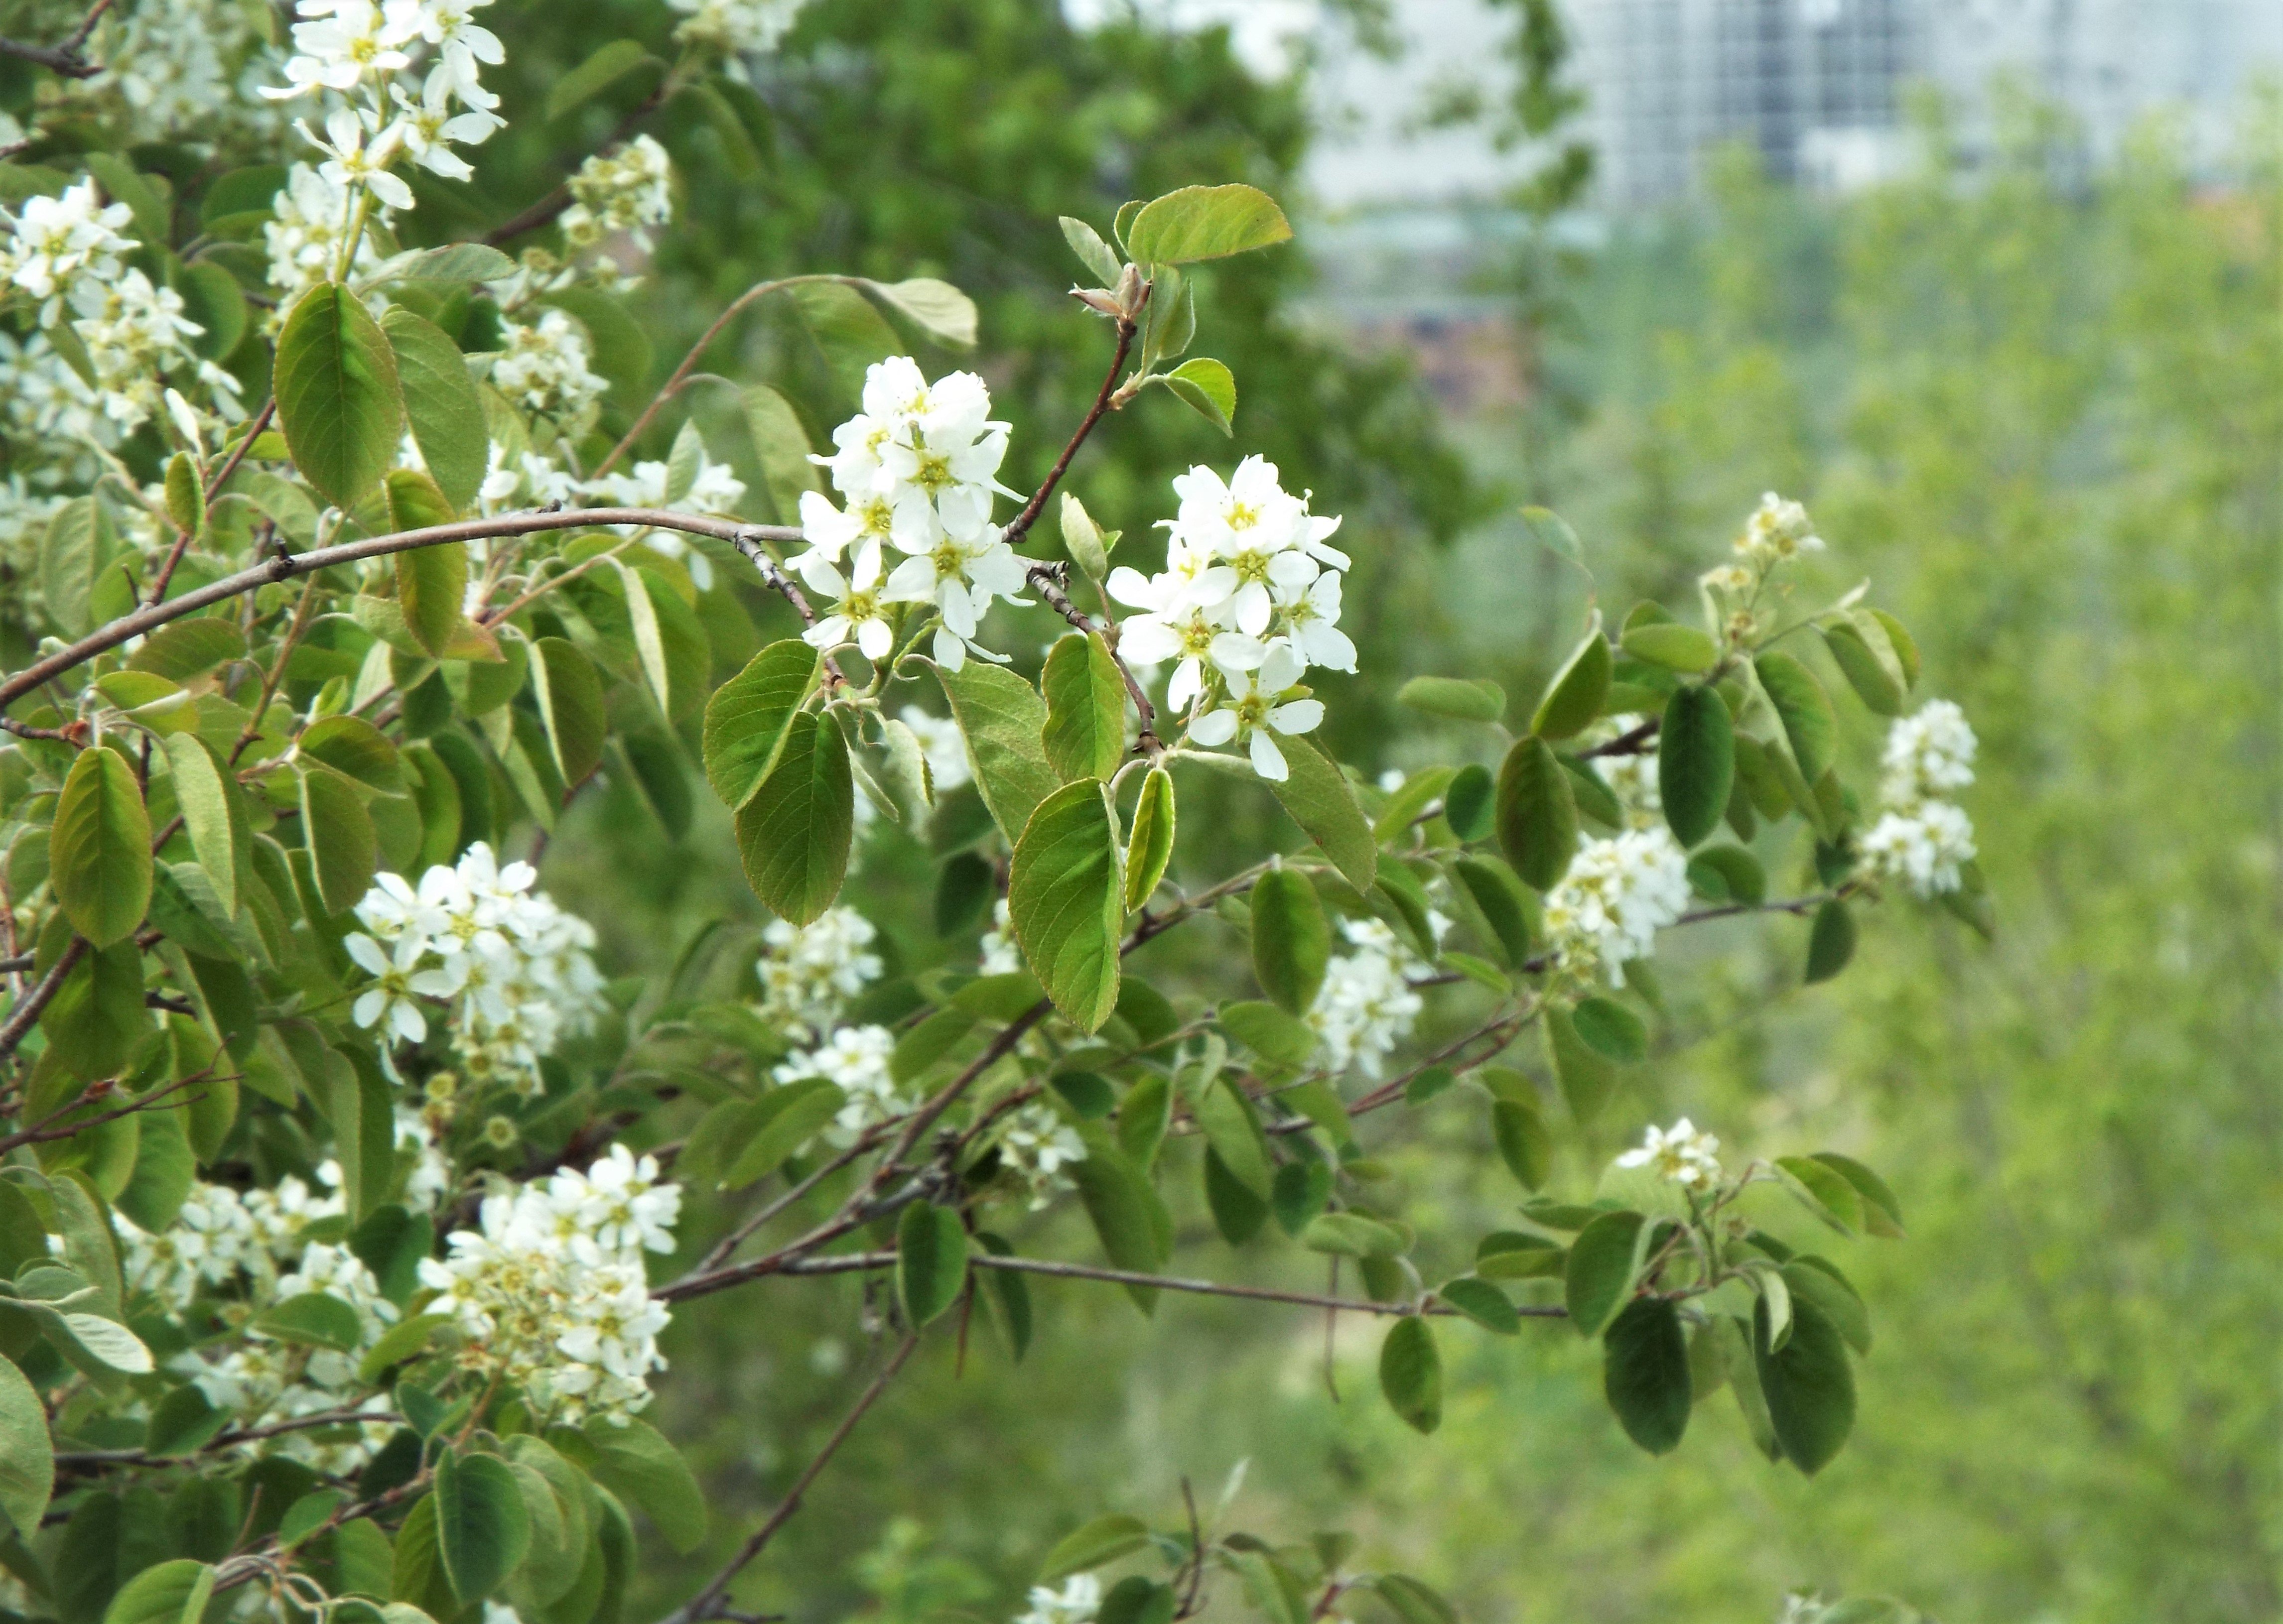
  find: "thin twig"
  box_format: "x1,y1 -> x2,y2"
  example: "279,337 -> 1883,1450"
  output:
659,1334 -> 921,1624
0,0 -> 115,78
1002,313 -> 1137,546
1578,714 -> 1658,758
0,938 -> 86,1064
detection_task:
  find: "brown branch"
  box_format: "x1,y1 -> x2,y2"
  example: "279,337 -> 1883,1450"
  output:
485,75 -> 678,248
0,938 -> 85,1064
149,398 -> 279,607
1002,312 -> 1137,546
54,1403 -> 386,1471
659,1334 -> 921,1624
0,508 -> 802,714
0,0 -> 115,78
1578,714 -> 1658,757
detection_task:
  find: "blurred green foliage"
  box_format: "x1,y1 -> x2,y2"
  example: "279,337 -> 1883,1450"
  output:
533,8 -> 2277,1620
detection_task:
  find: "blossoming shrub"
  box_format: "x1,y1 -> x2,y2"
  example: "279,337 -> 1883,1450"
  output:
0,4 -> 1986,1624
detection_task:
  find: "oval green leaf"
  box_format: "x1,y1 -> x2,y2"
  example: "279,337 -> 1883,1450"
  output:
704,639 -> 819,809
1658,684 -> 1734,849
1124,184 -> 1292,264
382,306 -> 489,511
1378,1315 -> 1442,1434
52,744 -> 152,948
1564,1208 -> 1645,1338
1603,1296 -> 1691,1454
733,710 -> 854,926
1532,625 -> 1611,740
1248,865 -> 1328,1016
432,1448 -> 531,1602
1494,736 -> 1577,890
1041,632 -> 1126,783
896,1203 -> 969,1327
1755,650 -> 1839,785
1008,779 -> 1124,1033
274,281 -> 404,510
1122,766 -> 1175,911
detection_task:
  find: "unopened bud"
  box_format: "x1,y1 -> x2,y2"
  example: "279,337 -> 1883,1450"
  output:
1073,286 -> 1123,319
1115,261 -> 1147,318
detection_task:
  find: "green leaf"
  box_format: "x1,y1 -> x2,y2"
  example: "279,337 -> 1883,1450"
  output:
611,559 -> 708,719
1532,624 -> 1611,740
329,1044 -> 395,1222
788,280 -> 900,398
1753,1294 -> 1856,1475
1217,999 -> 1315,1066
382,307 -> 488,511
299,767 -> 377,916
129,619 -> 244,681
1194,1077 -> 1272,1200
1451,856 -> 1535,964
1571,996 -> 1646,1064
1247,865 -> 1328,1015
1040,633 -> 1126,782
1440,763 -> 1494,843
703,639 -> 818,809
739,384 -> 819,524
1686,844 -> 1766,906
1621,621 -> 1719,673
1774,1155 -> 1864,1235
101,1560 -> 212,1624
1059,216 -> 1123,284
53,745 -> 152,948
0,1352 -> 53,1539
1490,1098 -> 1552,1190
1805,899 -> 1857,984
161,735 -> 246,917
1495,736 -> 1577,890
390,243 -> 518,284
163,454 -> 204,539
733,711 -> 853,925
1372,1576 -> 1458,1624
41,939 -> 146,1082
1783,1258 -> 1873,1355
1603,1297 -> 1691,1454
1564,1209 -> 1645,1338
1544,1003 -> 1616,1122
560,1415 -> 707,1554
39,496 -> 104,635
1007,779 -> 1124,1033
1658,685 -> 1734,849
1378,1316 -> 1442,1434
1096,1578 -> 1176,1624
392,538 -> 468,667
1160,357 -> 1235,434
1397,675 -> 1505,723
1439,1276 -> 1521,1336
274,282 -> 404,510
1754,651 -> 1839,785
1810,1152 -> 1904,1237
896,1204 -> 968,1327
1122,766 -> 1175,911
432,1449 -> 530,1602
1868,608 -> 1920,688
114,1104 -> 193,1231
1266,736 -> 1377,891
1125,184 -> 1292,264
1036,1515 -> 1149,1583
252,1291 -> 363,1352
935,659 -> 1060,842
301,714 -> 406,794
1067,1126 -> 1166,1309
1820,620 -> 1904,716
1300,1212 -> 1406,1258
860,277 -> 979,348
546,39 -> 660,122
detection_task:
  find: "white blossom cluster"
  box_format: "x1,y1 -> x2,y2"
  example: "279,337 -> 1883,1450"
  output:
344,843 -> 605,1093
977,897 -> 1023,976
264,163 -> 393,310
78,0 -> 270,142
562,135 -> 675,252
1014,1575 -> 1102,1624
667,0 -> 809,57
797,357 -> 1030,670
1701,490 -> 1825,595
1308,916 -> 1436,1079
419,1145 -> 679,1424
1861,700 -> 1979,897
1107,456 -> 1349,781
775,1023 -> 901,1140
1616,1117 -> 1723,1190
988,1103 -> 1089,1210
1542,827 -> 1692,989
580,433 -> 747,587
488,309 -> 612,424
0,181 -> 135,311
754,906 -> 884,1040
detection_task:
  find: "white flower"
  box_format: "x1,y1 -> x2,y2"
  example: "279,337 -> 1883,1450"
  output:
346,929 -> 466,1043
1185,642 -> 1323,780
1879,700 -> 1977,805
667,0 -> 809,54
561,134 -> 673,250
881,533 -> 1027,670
1732,491 -> 1823,566
1861,801 -> 1977,897
1542,827 -> 1692,987
1616,1118 -> 1722,1190
266,163 -> 390,307
1583,714 -> 1660,829
797,541 -> 895,661
388,71 -> 504,181
0,179 -> 137,306
754,907 -> 883,1039
1308,916 -> 1430,1078
262,0 -> 416,101
776,1025 -> 901,1139
977,897 -> 1023,975
1015,1574 -> 1103,1624
991,1104 -> 1087,1209
491,310 -> 608,420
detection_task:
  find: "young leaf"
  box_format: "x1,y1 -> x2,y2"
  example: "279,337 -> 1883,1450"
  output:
896,1204 -> 969,1327
1438,1276 -> 1521,1336
1059,216 -> 1123,284
1571,995 -> 1647,1064
1620,621 -> 1718,673
52,745 -> 152,948
1821,620 -> 1904,716
1007,779 -> 1124,1032
733,711 -> 854,925
1248,865 -> 1328,1015
1161,357 -> 1235,434
1124,184 -> 1292,264
1442,762 -> 1494,842
163,454 -> 204,538
1686,844 -> 1766,906
1122,766 -> 1175,911
1755,651 -> 1839,785
381,306 -> 488,510
1194,1076 -> 1272,1199
1532,623 -> 1611,739
1397,676 -> 1505,723
0,1352 -> 53,1539
740,383 -> 820,523
1805,898 -> 1857,984
1452,856 -> 1537,964
1495,736 -> 1578,890
388,243 -> 518,284
1066,1127 -> 1165,1310
128,619 -> 244,681
1564,1208 -> 1645,1338
1490,1098 -> 1552,1190
1603,1297 -> 1691,1454
704,640 -> 818,809
1036,1515 -> 1149,1583
1544,1003 -> 1616,1122
273,281 -> 404,510
1203,1147 -> 1269,1243
301,714 -> 406,793
432,1448 -> 531,1602
101,1560 -> 212,1624
563,1414 -> 709,1554
299,768 -> 377,916
1040,632 -> 1126,783
252,1292 -> 364,1352
1658,685 -> 1734,848
530,636 -> 605,786
860,277 -> 979,348
1810,1151 -> 1904,1237
1267,735 -> 1377,891
391,536 -> 468,662
1753,1294 -> 1856,1475
1378,1316 -> 1443,1434
935,659 -> 1060,842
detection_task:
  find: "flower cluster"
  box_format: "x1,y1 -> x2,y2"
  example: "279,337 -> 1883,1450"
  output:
562,135 -> 675,252
419,1145 -> 680,1424
263,1 -> 506,178
668,0 -> 810,57
0,180 -> 136,310
989,1104 -> 1089,1209
1542,826 -> 1692,989
1014,1575 -> 1103,1624
1107,456 -> 1349,780
754,906 -> 884,1040
1862,700 -> 1979,897
344,843 -> 605,1093
1700,491 -> 1824,596
265,164 -> 392,309
797,357 -> 1029,669
489,309 -> 612,424
1309,916 -> 1434,1079
775,1024 -> 901,1140
78,0 -> 271,143
1616,1118 -> 1723,1190
582,431 -> 747,587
